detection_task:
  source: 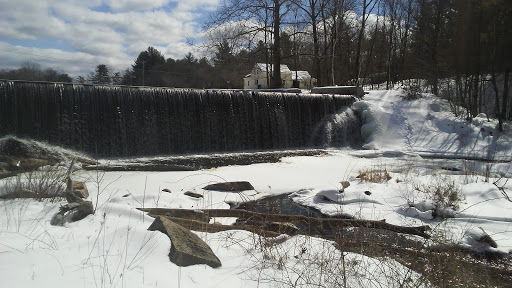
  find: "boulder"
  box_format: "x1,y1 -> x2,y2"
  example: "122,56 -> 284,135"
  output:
478,227 -> 498,248
50,201 -> 94,226
148,216 -> 222,268
184,191 -> 203,198
72,181 -> 89,199
339,181 -> 350,193
0,136 -> 60,162
0,158 -> 57,174
203,181 -> 254,192
0,137 -> 60,172
0,161 -> 10,172
71,201 -> 93,221
0,136 -> 97,175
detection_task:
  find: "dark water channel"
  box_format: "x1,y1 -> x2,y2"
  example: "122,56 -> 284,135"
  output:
237,193 -> 426,249
237,193 -> 335,237
237,193 -> 325,218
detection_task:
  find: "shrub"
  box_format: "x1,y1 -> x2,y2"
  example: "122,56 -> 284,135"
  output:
413,175 -> 463,218
401,80 -> 423,100
1,165 -> 67,201
357,168 -> 392,183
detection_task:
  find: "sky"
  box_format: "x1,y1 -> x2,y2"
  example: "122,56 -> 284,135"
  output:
0,0 -> 221,78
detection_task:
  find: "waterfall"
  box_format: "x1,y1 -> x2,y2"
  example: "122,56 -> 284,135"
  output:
309,107 -> 363,148
0,80 -> 360,157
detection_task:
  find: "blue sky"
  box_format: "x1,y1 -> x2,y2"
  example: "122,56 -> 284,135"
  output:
0,0 -> 220,78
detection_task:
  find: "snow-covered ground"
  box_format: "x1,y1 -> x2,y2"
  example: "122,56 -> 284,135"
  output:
355,90 -> 512,160
1,89 -> 511,287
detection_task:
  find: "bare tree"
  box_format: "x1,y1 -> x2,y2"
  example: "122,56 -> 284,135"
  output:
354,0 -> 379,87
207,0 -> 291,88
290,0 -> 323,85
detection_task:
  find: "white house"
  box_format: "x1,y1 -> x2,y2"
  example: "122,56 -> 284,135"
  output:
291,70 -> 316,89
243,63 -> 317,90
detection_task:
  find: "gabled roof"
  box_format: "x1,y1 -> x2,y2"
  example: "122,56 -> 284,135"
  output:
255,63 -> 291,73
291,71 -> 312,81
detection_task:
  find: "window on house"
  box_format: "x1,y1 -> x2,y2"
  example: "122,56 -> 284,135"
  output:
256,80 -> 259,85
248,81 -> 250,86
282,79 -> 286,86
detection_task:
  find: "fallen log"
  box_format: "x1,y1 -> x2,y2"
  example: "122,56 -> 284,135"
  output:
138,208 -> 431,239
145,208 -> 210,222
165,216 -> 281,238
236,219 -> 299,235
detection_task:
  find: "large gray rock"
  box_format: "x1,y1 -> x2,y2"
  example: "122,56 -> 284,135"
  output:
0,136 -> 96,175
71,181 -> 89,199
0,136 -> 61,162
203,181 -> 254,192
50,201 -> 94,226
148,216 -> 222,268
340,181 -> 350,189
184,191 -> 203,198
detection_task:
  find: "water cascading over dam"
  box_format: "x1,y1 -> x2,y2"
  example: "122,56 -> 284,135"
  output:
0,80 -> 361,157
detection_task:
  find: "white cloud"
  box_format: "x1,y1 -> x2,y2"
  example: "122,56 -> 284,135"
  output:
203,20 -> 267,51
0,0 -> 220,78
0,0 -> 67,40
161,42 -> 200,59
175,0 -> 220,12
105,0 -> 172,11
0,41 -> 132,77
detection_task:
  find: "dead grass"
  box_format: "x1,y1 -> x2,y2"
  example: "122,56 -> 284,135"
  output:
1,165 -> 67,201
357,168 -> 392,183
332,227 -> 512,287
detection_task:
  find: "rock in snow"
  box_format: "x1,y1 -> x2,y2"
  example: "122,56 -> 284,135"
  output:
148,216 -> 222,268
203,181 -> 254,192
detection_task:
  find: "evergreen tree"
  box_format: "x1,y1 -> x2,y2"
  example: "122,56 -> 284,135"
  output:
111,72 -> 122,85
213,39 -> 235,67
89,64 -> 111,84
212,40 -> 240,88
132,46 -> 166,86
120,69 -> 134,85
76,76 -> 86,84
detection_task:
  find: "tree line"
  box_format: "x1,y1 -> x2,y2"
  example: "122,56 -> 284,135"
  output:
0,62 -> 72,83
206,0 -> 511,127
79,47 -> 245,89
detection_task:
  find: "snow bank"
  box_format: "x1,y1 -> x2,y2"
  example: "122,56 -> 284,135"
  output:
353,101 -> 382,149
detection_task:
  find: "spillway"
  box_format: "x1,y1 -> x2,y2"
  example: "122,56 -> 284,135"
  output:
0,80 -> 361,157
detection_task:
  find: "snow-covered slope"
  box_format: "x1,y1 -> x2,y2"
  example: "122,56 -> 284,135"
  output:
355,90 -> 512,160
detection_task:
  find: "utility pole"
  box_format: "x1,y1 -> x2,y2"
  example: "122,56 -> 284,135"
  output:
142,60 -> 145,86
294,10 -> 298,88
